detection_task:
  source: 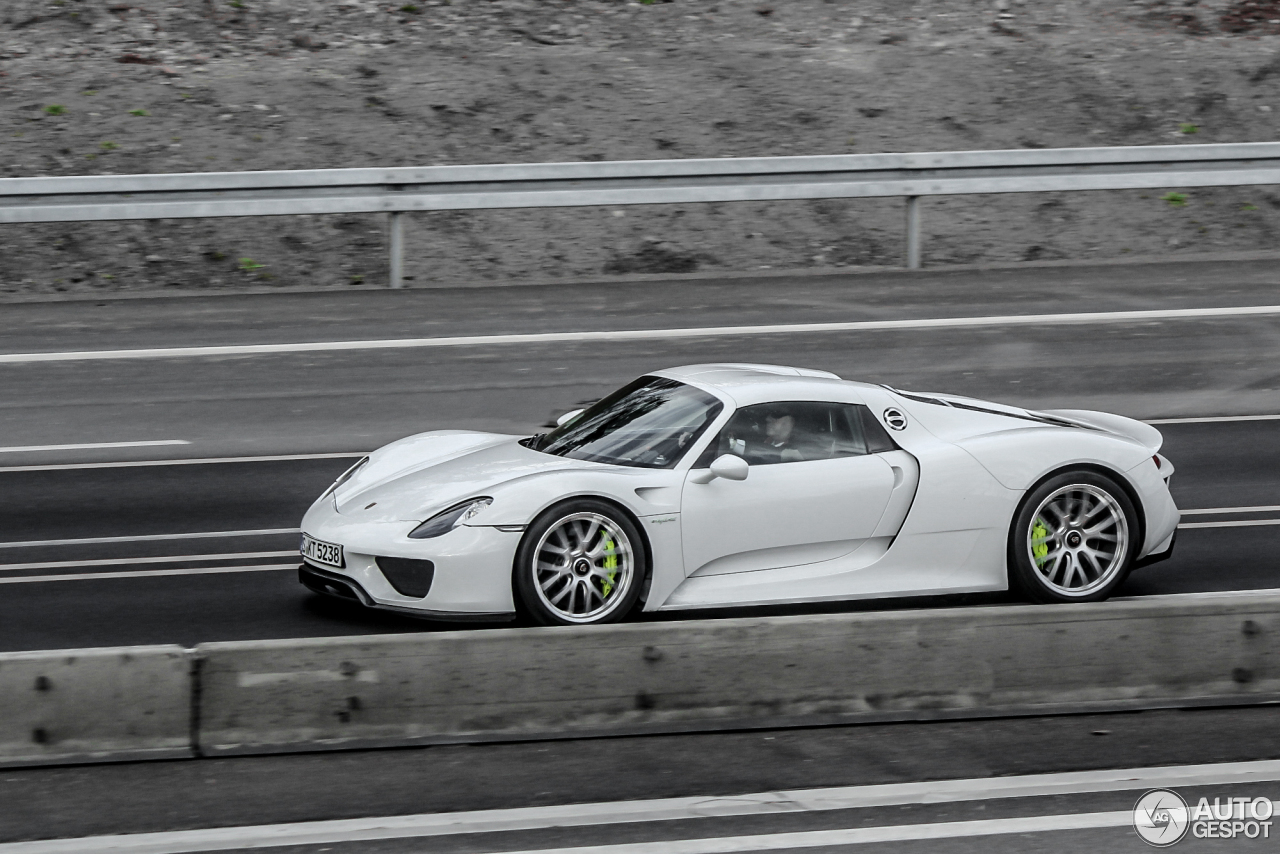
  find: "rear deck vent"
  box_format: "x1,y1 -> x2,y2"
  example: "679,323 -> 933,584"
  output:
376,557 -> 436,598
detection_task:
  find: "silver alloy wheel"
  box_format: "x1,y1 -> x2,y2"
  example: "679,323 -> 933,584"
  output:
532,512 -> 635,623
1027,483 -> 1129,597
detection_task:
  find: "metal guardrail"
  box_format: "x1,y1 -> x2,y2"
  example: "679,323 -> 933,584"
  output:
2,143 -> 1279,284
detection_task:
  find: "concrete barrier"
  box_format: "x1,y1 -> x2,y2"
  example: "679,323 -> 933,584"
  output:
195,592 -> 1280,756
0,646 -> 192,766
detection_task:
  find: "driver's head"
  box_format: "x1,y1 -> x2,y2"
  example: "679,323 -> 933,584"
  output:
765,412 -> 794,444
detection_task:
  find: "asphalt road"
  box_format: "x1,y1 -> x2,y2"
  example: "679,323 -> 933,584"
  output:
2,706 -> 1277,852
0,256 -> 1279,462
3,258 -> 1280,853
3,257 -> 1280,649
0,417 -> 1278,652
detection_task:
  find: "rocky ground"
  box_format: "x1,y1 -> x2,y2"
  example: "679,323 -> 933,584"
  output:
1,0 -> 1279,295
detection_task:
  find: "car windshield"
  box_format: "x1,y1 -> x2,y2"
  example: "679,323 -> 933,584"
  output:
532,376 -> 724,469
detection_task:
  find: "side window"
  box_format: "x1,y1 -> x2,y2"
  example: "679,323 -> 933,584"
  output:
858,405 -> 899,453
695,402 -> 873,467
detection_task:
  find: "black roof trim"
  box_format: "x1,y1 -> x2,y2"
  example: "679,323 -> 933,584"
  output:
879,385 -> 1091,430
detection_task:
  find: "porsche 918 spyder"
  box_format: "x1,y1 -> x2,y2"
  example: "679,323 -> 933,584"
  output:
299,364 -> 1178,625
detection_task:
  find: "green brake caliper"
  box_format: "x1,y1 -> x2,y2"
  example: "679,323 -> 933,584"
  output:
1031,518 -> 1050,566
601,536 -> 618,597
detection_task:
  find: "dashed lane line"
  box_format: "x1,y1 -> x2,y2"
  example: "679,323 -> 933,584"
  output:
0,529 -> 299,549
1148,413 -> 1280,424
0,452 -> 364,473
0,564 -> 298,584
0,416 -> 1276,474
0,551 -> 297,573
0,506 -> 1272,556
1179,505 -> 1280,515
0,440 -> 189,453
1178,519 -> 1280,529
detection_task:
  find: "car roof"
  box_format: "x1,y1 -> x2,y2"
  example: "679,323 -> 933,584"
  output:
651,364 -> 875,406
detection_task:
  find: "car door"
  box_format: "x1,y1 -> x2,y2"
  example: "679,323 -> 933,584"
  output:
679,401 -> 898,577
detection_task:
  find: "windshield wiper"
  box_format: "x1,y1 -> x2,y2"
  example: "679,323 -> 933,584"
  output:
521,433 -> 547,451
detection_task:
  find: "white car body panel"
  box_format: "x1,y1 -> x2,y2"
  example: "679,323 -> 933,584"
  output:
298,363 -> 1180,620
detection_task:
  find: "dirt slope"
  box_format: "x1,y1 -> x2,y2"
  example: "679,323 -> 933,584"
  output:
1,0 -> 1278,295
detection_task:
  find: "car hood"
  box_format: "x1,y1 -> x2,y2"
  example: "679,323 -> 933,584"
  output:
332,431 -> 591,523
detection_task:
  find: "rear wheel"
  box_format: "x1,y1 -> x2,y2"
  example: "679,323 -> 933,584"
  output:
1008,471 -> 1138,603
514,499 -> 646,625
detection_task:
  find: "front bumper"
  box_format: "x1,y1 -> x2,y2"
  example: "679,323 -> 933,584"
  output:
299,496 -> 522,618
299,563 -> 513,621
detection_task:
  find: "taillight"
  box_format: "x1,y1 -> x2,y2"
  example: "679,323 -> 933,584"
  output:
1153,455 -> 1161,469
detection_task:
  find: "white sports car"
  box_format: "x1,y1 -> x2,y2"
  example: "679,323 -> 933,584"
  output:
299,364 -> 1179,625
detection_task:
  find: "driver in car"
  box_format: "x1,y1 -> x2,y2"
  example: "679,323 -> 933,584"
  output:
759,410 -> 804,464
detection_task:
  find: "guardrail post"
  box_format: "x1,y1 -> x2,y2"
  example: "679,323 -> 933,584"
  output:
388,211 -> 405,289
904,196 -> 922,269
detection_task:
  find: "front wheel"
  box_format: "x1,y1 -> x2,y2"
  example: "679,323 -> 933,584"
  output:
514,499 -> 646,625
1008,471 -> 1139,604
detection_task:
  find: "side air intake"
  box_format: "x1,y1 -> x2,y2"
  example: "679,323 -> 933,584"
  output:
376,557 -> 436,598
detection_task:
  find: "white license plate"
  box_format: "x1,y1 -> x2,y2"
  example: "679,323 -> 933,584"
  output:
301,534 -> 344,568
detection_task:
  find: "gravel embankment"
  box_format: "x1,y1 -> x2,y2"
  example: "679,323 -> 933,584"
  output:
1,0 -> 1278,295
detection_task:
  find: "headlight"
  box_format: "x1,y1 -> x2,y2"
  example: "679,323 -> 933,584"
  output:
408,498 -> 493,539
324,456 -> 369,497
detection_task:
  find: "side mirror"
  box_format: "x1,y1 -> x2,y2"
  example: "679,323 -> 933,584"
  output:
555,408 -> 585,428
690,454 -> 749,484
711,454 -> 749,481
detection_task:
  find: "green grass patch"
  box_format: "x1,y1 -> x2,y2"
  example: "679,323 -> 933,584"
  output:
1179,123 -> 1199,134
128,108 -> 149,117
43,105 -> 66,116
1160,192 -> 1188,207
99,140 -> 119,150
238,257 -> 265,272
1242,203 -> 1259,211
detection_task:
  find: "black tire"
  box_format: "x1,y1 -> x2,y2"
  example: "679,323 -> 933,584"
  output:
514,498 -> 648,626
1008,470 -> 1139,604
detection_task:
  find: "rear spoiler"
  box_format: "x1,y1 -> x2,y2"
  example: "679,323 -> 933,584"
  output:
1038,409 -> 1163,453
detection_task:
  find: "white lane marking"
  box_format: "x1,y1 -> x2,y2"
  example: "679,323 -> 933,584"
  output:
1115,588 -> 1280,602
0,551 -> 297,573
1179,519 -> 1280,529
0,508 -> 1264,555
0,452 -> 364,473
0,529 -> 299,549
314,809 -> 1230,853
5,304 -> 1280,365
1148,414 -> 1280,424
1180,505 -> 1280,515
4,761 -> 1277,854
0,440 -> 190,454
0,564 -> 297,585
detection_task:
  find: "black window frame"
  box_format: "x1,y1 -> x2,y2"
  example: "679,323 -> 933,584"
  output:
693,402 -> 898,468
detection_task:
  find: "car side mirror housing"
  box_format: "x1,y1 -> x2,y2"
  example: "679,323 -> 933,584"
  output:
690,454 -> 748,484
555,408 -> 585,427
